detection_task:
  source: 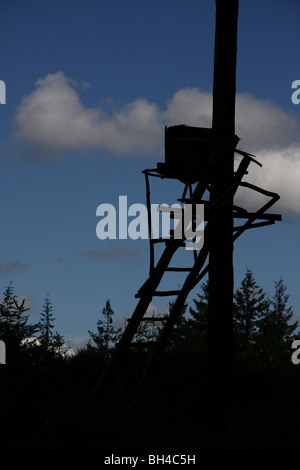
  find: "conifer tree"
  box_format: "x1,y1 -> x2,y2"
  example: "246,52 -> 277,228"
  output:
38,294 -> 64,353
189,280 -> 209,336
0,282 -> 39,359
134,311 -> 159,344
166,300 -> 188,348
256,277 -> 299,363
39,295 -> 54,348
271,277 -> 298,342
88,300 -> 121,356
187,270 -> 298,365
233,268 -> 270,356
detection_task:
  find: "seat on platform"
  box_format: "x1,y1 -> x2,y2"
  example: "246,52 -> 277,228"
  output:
156,125 -> 214,183
156,125 -> 240,184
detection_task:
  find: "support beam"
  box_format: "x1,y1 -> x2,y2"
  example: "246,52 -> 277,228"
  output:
208,0 -> 239,401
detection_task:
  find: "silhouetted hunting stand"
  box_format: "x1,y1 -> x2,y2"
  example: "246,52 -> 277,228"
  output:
93,0 -> 281,406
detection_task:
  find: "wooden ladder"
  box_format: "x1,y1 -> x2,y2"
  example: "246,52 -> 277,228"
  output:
92,148 -> 281,407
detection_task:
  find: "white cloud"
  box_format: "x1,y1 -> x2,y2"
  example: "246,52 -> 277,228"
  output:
14,71 -> 162,156
235,144 -> 300,215
235,94 -> 300,151
146,302 -> 169,316
14,72 -> 300,156
163,87 -> 212,128
13,72 -> 300,214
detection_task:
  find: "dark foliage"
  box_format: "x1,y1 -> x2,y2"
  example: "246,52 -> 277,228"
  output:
1,273 -> 300,450
38,294 -> 64,352
88,300 -> 122,358
0,283 -> 40,364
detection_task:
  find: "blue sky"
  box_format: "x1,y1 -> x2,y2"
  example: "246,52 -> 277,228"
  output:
1,0 -> 300,349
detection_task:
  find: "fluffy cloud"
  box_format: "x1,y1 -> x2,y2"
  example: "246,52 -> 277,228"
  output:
235,144 -> 300,215
163,88 -> 212,128
14,71 -> 162,156
13,71 -> 300,214
235,94 -> 300,151
14,72 -> 300,156
146,302 -> 169,316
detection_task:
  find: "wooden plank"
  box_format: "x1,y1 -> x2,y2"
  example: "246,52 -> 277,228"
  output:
135,290 -> 181,298
233,212 -> 282,221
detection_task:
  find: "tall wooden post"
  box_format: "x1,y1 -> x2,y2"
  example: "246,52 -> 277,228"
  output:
208,0 -> 239,396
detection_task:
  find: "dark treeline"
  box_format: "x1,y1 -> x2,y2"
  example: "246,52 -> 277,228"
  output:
1,268 -> 300,450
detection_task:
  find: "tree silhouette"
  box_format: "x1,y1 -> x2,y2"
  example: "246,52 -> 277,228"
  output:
165,300 -> 188,349
185,269 -> 299,366
88,300 -> 121,356
39,294 -> 54,347
133,312 -> 159,344
256,277 -> 299,363
271,277 -> 298,342
38,294 -> 64,356
189,280 -> 209,337
233,268 -> 270,357
0,282 -> 39,361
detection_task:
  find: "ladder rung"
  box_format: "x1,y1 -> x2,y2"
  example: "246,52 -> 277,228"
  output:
151,238 -> 169,244
135,289 -> 180,298
153,290 -> 181,297
151,238 -> 185,246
